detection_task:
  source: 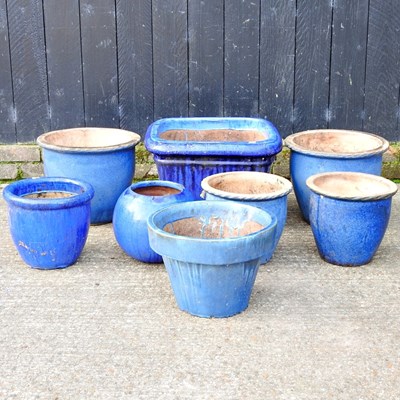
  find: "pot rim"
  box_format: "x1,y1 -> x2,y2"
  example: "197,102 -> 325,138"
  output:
201,171 -> 292,200
37,127 -> 141,153
129,180 -> 185,196
306,171 -> 398,201
284,129 -> 389,158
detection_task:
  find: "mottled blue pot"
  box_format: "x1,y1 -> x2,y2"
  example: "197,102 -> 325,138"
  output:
113,180 -> 193,263
3,177 -> 94,269
307,172 -> 397,266
145,117 -> 283,199
201,171 -> 292,263
285,129 -> 389,223
38,128 -> 141,224
147,201 -> 277,318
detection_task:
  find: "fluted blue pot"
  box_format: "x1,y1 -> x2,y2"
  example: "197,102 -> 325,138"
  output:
285,129 -> 389,223
113,180 -> 193,263
307,172 -> 397,266
38,128 -> 141,224
3,177 -> 94,269
147,201 -> 277,318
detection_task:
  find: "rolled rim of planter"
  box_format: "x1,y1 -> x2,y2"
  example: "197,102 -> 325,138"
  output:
284,129 -> 389,158
37,127 -> 141,153
201,171 -> 292,201
306,172 -> 398,201
129,180 -> 185,197
3,177 -> 95,209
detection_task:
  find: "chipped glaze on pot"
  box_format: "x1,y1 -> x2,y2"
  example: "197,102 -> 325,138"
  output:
285,129 -> 389,223
201,171 -> 292,263
306,172 -> 397,266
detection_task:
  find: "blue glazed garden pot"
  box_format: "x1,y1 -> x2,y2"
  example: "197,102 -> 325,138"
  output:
3,177 -> 94,269
145,117 -> 282,199
285,129 -> 389,223
37,127 -> 141,224
113,180 -> 193,263
201,171 -> 292,263
307,172 -> 398,266
147,201 -> 277,318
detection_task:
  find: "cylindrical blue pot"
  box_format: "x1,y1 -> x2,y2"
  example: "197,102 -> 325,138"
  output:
147,201 -> 277,318
201,171 -> 292,263
285,129 -> 389,223
3,177 -> 94,269
37,128 -> 141,224
307,172 -> 398,266
113,180 -> 193,263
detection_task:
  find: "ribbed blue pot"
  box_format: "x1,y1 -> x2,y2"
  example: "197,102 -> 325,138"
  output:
38,128 -> 141,224
307,172 -> 398,266
147,201 -> 277,318
113,180 -> 193,263
285,129 -> 389,223
3,177 -> 94,269
145,117 -> 282,199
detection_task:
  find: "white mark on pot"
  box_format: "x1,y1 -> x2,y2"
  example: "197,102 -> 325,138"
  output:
97,38 -> 112,48
18,241 -> 37,254
82,4 -> 94,16
349,74 -> 353,85
55,88 -> 64,97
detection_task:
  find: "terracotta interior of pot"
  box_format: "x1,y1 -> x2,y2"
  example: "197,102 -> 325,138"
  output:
22,191 -> 76,199
164,216 -> 264,239
133,186 -> 181,196
159,129 -> 265,142
293,131 -> 383,153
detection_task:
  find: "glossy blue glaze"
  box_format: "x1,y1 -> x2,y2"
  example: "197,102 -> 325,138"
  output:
147,201 -> 277,317
3,177 -> 94,269
113,180 -> 193,263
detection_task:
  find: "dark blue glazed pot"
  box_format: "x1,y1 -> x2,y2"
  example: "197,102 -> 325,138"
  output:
147,201 -> 277,318
113,180 -> 193,263
307,172 -> 397,266
3,177 -> 94,269
201,171 -> 292,263
285,129 -> 389,223
37,128 -> 141,224
145,117 -> 282,199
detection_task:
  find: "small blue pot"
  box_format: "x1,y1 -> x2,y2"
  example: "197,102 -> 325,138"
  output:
147,201 -> 277,318
285,129 -> 389,223
307,172 -> 397,266
113,180 -> 193,263
3,177 -> 94,269
38,128 -> 141,224
201,171 -> 292,263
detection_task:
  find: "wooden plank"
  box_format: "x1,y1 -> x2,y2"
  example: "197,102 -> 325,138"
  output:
44,0 -> 84,130
259,0 -> 296,137
294,0 -> 333,132
364,0 -> 400,141
152,0 -> 188,120
0,0 -> 16,143
80,0 -> 119,127
8,0 -> 49,142
117,0 -> 153,137
224,0 -> 260,117
188,0 -> 224,117
329,0 -> 369,130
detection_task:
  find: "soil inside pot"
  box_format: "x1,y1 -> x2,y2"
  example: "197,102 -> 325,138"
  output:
22,191 -> 76,199
160,129 -> 265,142
164,217 -> 264,238
133,186 -> 181,196
208,176 -> 281,195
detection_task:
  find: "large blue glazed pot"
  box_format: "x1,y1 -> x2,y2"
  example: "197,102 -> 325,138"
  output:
307,172 -> 398,266
145,117 -> 282,199
37,128 -> 141,224
201,171 -> 292,263
3,177 -> 94,269
147,201 -> 277,318
113,180 -> 193,263
285,129 -> 389,223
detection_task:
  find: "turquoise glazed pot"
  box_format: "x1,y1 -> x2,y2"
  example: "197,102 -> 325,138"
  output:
145,117 -> 282,199
307,172 -> 398,266
113,180 -> 193,263
147,201 -> 277,318
201,171 -> 292,263
285,129 -> 389,223
37,127 -> 141,224
3,177 -> 94,269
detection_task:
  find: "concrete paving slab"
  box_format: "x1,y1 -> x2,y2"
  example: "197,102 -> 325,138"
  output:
0,186 -> 399,400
